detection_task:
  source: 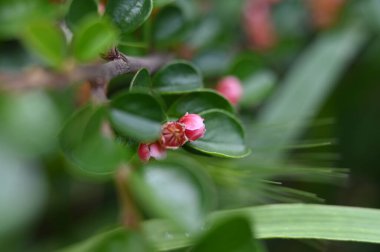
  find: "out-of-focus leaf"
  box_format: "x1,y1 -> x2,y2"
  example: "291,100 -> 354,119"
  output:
130,158 -> 215,231
167,90 -> 234,117
153,5 -> 186,46
72,16 -> 118,62
105,0 -> 153,33
66,0 -> 98,30
239,70 -> 276,108
153,61 -> 203,93
191,217 -> 262,252
186,109 -> 250,158
22,21 -> 66,67
60,228 -> 153,252
0,91 -> 61,156
108,92 -> 166,141
192,49 -> 232,78
129,68 -> 151,91
143,204 -> 380,250
251,25 -> 367,161
153,0 -> 175,8
60,105 -> 130,174
0,148 -> 47,240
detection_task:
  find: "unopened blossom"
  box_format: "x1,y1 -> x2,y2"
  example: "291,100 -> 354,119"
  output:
161,121 -> 188,149
138,142 -> 166,162
215,76 -> 243,105
178,113 -> 206,141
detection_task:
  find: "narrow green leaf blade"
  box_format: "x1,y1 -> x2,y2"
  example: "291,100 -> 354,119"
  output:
251,25 -> 367,161
108,92 -> 166,142
186,109 -> 250,158
153,61 -> 203,94
167,90 -> 234,117
105,0 -> 153,33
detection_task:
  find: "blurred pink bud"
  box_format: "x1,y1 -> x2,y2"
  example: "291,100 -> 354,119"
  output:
161,122 -> 188,149
138,142 -> 166,162
215,76 -> 243,105
178,113 -> 206,141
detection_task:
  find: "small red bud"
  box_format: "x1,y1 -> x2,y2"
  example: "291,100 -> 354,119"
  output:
138,142 -> 166,162
215,76 -> 243,105
178,113 -> 206,141
161,121 -> 188,149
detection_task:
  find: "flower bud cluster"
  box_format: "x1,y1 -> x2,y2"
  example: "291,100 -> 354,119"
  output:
138,113 -> 206,162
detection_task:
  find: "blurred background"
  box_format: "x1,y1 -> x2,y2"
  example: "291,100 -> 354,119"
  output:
1,0 -> 380,251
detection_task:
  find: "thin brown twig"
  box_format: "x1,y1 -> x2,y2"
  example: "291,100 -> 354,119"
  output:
0,52 -> 173,91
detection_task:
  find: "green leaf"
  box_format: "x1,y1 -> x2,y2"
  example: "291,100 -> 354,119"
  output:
167,90 -> 234,117
60,228 -> 153,252
143,204 -> 380,250
153,61 -> 203,94
191,217 -> 262,252
129,68 -> 152,91
250,25 -> 367,161
130,158 -> 215,231
108,92 -> 166,142
186,109 -> 250,158
72,16 -> 118,62
105,0 -> 153,33
22,21 -> 66,67
153,5 -> 186,46
60,105 -> 129,174
153,0 -> 176,8
240,70 -> 276,108
66,0 -> 98,30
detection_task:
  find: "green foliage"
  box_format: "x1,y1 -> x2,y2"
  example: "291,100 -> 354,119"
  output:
22,21 -> 66,67
66,0 -> 98,30
130,68 -> 152,91
72,16 -> 118,62
105,0 -> 153,33
108,92 -> 166,142
152,61 -> 203,93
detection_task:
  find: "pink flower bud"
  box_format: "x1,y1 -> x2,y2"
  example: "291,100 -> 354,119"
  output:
161,121 -> 188,149
138,142 -> 166,162
178,113 -> 206,141
215,76 -> 243,105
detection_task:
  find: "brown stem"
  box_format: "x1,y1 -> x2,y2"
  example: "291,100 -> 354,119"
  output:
115,165 -> 141,230
0,52 -> 173,91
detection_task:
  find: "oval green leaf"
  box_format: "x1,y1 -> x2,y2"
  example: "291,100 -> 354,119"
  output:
108,92 -> 166,142
167,89 -> 234,117
60,105 -> 129,174
153,61 -> 203,94
22,21 -> 66,67
72,16 -> 118,62
130,158 -> 214,231
186,109 -> 250,158
105,0 -> 153,33
129,68 -> 151,91
153,5 -> 186,46
66,0 -> 98,30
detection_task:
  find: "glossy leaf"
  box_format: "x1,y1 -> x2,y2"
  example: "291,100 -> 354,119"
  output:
240,70 -> 276,108
72,16 -> 118,62
22,21 -> 66,67
61,228 -> 153,252
153,5 -> 186,45
191,217 -> 261,252
186,109 -> 249,158
105,0 -> 153,33
153,61 -> 203,93
60,106 -> 129,174
167,90 -> 234,117
129,68 -> 151,91
130,159 -> 214,231
66,0 -> 98,30
108,92 -> 166,142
